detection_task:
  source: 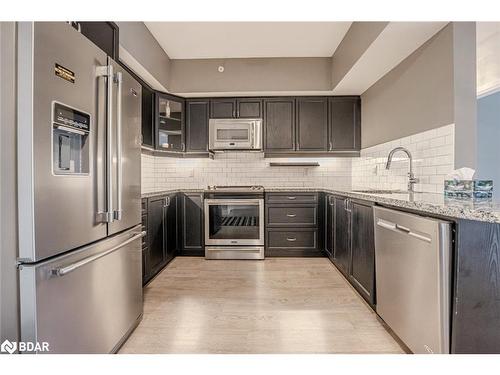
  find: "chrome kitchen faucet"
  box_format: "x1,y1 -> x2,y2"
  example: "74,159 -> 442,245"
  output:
386,147 -> 419,192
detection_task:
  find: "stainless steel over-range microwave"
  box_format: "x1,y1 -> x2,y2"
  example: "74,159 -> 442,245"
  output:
208,118 -> 262,151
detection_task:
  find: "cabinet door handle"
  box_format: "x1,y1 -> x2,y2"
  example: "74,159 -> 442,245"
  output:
329,141 -> 333,151
345,199 -> 352,213
181,142 -> 185,152
286,213 -> 296,217
286,237 -> 297,242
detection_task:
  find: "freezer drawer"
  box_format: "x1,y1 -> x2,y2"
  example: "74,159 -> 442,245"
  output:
374,206 -> 452,354
19,225 -> 144,353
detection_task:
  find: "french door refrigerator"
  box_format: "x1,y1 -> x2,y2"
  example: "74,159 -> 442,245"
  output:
17,22 -> 143,353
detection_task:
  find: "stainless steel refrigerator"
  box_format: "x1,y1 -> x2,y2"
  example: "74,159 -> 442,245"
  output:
17,22 -> 143,353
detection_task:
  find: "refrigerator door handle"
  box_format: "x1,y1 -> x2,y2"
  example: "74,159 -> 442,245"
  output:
51,231 -> 146,277
95,64 -> 114,223
114,71 -> 123,221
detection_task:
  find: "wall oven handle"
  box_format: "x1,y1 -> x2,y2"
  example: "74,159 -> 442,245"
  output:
51,231 -> 146,277
114,71 -> 123,221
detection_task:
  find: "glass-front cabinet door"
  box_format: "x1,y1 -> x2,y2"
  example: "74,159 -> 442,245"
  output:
156,93 -> 184,151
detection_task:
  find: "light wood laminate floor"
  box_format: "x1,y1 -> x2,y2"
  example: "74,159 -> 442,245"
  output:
119,257 -> 404,354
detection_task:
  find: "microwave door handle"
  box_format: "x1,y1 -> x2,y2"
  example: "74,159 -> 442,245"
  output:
250,122 -> 255,148
114,71 -> 123,221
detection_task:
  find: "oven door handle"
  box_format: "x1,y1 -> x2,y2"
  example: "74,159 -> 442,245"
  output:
204,199 -> 263,205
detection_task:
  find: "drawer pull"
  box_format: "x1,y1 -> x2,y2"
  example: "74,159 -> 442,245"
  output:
286,237 -> 297,242
287,196 -> 297,200
286,213 -> 296,217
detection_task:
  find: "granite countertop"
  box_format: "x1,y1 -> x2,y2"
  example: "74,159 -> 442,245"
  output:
142,187 -> 500,224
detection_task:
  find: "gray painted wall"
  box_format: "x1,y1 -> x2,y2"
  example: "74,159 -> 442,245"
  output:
116,22 -> 171,89
331,22 -> 388,89
168,57 -> 332,94
360,23 -> 477,170
477,91 -> 500,183
0,21 -> 20,344
361,24 -> 455,148
452,22 -> 477,169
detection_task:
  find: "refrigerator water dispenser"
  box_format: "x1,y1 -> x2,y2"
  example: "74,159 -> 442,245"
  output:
52,102 -> 90,175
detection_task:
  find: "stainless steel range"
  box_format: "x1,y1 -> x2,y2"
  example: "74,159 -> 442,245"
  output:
204,186 -> 265,260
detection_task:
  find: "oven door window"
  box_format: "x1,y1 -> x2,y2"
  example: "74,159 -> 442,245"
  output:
208,203 -> 260,240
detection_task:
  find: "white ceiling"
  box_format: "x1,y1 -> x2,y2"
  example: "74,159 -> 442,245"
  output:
145,22 -> 352,59
333,22 -> 448,95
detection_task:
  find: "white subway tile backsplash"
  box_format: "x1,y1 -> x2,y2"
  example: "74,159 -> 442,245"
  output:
142,124 -> 455,195
351,124 -> 455,193
141,152 -> 353,193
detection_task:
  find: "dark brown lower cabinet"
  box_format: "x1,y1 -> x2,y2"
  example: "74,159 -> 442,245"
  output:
165,193 -> 178,262
266,228 -> 320,256
141,199 -> 149,285
148,196 -> 167,277
143,193 -> 178,285
452,219 -> 500,353
265,192 -> 322,257
349,200 -> 375,306
324,194 -> 335,259
328,195 -> 375,307
333,196 -> 351,274
180,192 -> 205,256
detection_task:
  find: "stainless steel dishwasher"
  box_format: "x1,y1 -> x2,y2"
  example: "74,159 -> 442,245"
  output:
373,206 -> 452,354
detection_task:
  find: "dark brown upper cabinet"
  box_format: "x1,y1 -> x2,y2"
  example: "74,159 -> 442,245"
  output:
77,22 -> 119,59
296,97 -> 328,151
186,99 -> 209,153
236,98 -> 262,118
263,98 -> 296,152
210,99 -> 236,118
141,85 -> 155,148
328,96 -> 361,151
156,93 -> 185,152
210,98 -> 262,118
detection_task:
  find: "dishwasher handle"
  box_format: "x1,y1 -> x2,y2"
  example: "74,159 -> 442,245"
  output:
376,219 -> 431,243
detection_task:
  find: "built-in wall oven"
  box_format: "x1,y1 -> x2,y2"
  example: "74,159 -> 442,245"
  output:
204,186 -> 265,259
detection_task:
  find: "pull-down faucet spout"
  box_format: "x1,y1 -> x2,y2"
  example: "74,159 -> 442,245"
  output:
386,147 -> 419,192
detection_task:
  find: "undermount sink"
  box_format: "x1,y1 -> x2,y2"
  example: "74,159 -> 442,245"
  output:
352,189 -> 413,194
